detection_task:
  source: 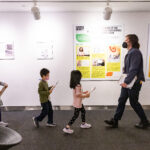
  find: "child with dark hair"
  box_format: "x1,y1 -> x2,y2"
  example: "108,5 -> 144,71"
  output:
32,68 -> 56,128
63,70 -> 91,134
0,81 -> 8,127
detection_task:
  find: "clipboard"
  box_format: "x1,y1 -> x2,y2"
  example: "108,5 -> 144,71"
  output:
90,87 -> 96,93
119,74 -> 137,89
49,81 -> 59,90
54,81 -> 59,87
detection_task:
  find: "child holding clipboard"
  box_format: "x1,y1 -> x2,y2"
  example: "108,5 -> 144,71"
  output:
63,70 -> 96,134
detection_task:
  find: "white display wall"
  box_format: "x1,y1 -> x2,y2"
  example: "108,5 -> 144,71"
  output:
0,11 -> 150,106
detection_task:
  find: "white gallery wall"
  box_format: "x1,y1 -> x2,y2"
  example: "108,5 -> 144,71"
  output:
0,11 -> 150,106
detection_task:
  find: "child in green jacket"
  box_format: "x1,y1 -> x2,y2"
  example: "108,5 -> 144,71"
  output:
32,68 -> 56,128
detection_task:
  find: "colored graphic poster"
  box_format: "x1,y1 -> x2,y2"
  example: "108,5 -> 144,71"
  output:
36,41 -> 53,60
74,25 -> 123,80
146,25 -> 150,79
0,42 -> 14,60
149,57 -> 150,78
91,53 -> 106,78
148,56 -> 150,78
76,45 -> 90,78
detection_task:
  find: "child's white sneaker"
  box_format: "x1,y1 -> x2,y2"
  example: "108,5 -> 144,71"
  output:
80,123 -> 92,129
0,121 -> 8,127
63,128 -> 74,134
46,123 -> 56,127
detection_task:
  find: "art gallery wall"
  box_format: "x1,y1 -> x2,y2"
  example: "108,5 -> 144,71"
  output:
0,11 -> 150,106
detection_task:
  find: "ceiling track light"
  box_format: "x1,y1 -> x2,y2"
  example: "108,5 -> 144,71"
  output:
103,0 -> 112,20
31,0 -> 40,20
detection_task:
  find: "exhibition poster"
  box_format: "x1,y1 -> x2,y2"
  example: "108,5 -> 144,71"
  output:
36,41 -> 53,60
146,24 -> 150,79
74,25 -> 123,80
0,42 -> 14,60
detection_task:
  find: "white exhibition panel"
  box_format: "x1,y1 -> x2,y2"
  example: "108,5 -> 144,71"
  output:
0,12 -> 150,106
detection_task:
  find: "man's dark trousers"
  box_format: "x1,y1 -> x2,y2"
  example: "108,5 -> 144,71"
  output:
114,81 -> 148,123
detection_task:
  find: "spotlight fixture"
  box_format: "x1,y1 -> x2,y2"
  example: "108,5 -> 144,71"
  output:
103,1 -> 112,20
31,1 -> 40,20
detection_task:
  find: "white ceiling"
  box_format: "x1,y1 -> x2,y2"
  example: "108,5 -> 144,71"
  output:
0,0 -> 150,12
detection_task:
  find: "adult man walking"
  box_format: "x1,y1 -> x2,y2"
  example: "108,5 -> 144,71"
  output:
105,34 -> 149,129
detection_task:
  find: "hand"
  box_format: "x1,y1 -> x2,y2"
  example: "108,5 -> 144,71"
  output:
83,91 -> 88,94
49,89 -> 52,93
4,84 -> 8,88
86,92 -> 90,98
121,83 -> 127,88
53,85 -> 56,89
49,86 -> 55,93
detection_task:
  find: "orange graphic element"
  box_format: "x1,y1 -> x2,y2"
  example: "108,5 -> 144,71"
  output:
106,72 -> 113,76
109,46 -> 121,53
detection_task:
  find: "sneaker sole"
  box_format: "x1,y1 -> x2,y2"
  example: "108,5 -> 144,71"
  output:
63,129 -> 74,134
80,126 -> 92,129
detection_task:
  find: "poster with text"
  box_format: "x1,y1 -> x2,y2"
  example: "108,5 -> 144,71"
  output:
74,25 -> 124,80
36,41 -> 53,60
0,42 -> 14,60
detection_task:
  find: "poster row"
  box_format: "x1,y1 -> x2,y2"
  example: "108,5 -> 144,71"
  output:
0,41 -> 53,60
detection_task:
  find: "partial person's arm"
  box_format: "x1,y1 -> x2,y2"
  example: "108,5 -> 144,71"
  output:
0,82 -> 8,96
75,86 -> 90,98
0,82 -> 6,86
124,51 -> 142,84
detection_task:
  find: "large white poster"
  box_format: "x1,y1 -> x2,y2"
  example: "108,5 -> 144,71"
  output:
74,25 -> 124,80
0,42 -> 14,60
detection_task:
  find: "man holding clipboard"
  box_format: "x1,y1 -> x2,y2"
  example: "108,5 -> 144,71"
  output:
105,34 -> 149,129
